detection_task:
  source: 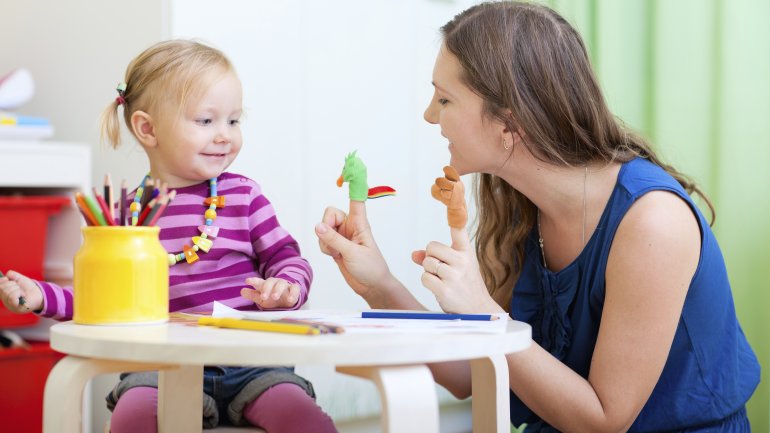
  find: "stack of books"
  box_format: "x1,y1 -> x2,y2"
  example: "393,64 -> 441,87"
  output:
0,111 -> 54,140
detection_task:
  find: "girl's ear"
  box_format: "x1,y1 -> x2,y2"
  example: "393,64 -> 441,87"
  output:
130,110 -> 158,148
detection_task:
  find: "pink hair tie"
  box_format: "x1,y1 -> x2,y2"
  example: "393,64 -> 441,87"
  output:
115,82 -> 127,106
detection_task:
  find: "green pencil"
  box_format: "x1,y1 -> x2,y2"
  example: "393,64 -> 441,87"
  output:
83,194 -> 108,226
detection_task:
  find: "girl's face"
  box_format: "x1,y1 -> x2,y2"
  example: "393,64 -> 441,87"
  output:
423,47 -> 508,176
150,70 -> 243,187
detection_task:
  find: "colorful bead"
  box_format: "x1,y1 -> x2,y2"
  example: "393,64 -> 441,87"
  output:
192,236 -> 213,253
129,201 -> 140,213
198,225 -> 219,238
149,176 -> 219,266
204,196 -> 226,208
183,245 -> 199,264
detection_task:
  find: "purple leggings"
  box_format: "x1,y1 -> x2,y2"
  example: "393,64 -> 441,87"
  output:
109,383 -> 337,433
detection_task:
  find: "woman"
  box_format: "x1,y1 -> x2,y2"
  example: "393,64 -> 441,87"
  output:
315,2 -> 759,432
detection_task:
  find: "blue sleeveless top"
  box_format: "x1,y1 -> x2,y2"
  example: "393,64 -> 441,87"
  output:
510,158 -> 759,432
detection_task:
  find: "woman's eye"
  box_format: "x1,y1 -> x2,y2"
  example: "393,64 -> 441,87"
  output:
196,118 -> 212,125
438,98 -> 449,105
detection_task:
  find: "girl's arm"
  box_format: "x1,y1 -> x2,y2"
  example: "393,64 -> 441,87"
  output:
248,188 -> 312,310
0,270 -> 73,320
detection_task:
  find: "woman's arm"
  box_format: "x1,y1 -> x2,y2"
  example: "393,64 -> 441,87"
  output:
507,191 -> 700,432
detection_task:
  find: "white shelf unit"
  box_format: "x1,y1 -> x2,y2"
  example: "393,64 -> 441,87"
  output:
0,141 -> 91,335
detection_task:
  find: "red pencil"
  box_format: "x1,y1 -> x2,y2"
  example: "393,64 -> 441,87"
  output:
93,188 -> 116,226
136,197 -> 157,226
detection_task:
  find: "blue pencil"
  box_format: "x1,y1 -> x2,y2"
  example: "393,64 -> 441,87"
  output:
361,311 -> 499,321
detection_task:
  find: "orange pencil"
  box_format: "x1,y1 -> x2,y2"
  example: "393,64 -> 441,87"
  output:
75,193 -> 98,226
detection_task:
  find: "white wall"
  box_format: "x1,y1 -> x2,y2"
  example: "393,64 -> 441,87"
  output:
2,0 -> 483,427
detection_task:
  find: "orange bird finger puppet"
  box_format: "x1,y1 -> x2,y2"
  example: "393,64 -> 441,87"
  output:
337,151 -> 396,201
431,166 -> 467,229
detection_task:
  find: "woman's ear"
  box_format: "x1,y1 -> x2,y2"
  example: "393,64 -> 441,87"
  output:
500,112 -> 524,149
130,110 -> 158,148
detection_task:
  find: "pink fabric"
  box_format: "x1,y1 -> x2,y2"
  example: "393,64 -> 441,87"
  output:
110,387 -> 157,433
244,383 -> 338,433
109,383 -> 337,433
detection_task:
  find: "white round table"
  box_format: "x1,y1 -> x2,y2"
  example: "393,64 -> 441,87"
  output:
44,319 -> 531,433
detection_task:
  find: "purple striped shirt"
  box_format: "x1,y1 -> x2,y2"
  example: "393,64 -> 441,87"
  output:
37,173 -> 312,320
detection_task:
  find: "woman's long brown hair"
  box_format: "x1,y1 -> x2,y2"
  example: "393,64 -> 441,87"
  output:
441,2 -> 714,311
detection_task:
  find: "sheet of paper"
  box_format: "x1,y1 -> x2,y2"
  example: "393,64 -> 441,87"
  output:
212,302 -> 508,334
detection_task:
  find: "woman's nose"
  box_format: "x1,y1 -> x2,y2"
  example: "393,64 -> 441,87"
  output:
424,97 -> 439,124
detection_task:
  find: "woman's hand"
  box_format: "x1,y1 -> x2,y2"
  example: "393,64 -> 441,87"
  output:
241,277 -> 300,309
0,270 -> 43,313
412,225 -> 501,314
315,200 -> 394,302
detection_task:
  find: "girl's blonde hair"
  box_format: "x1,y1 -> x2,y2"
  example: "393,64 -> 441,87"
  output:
100,39 -> 234,148
441,2 -> 714,311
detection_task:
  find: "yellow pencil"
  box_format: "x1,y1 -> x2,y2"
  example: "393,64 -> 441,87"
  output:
198,317 -> 321,335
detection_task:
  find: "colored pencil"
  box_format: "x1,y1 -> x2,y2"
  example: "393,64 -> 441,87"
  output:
93,188 -> 115,226
361,311 -> 499,321
120,179 -> 127,226
136,197 -> 157,227
145,190 -> 174,227
82,193 -> 107,226
140,178 -> 154,211
75,192 -> 99,226
198,317 -> 321,335
104,173 -> 114,222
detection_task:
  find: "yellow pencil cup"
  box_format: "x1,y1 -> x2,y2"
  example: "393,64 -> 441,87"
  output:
73,226 -> 168,325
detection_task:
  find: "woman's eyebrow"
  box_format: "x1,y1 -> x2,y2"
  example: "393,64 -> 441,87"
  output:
432,81 -> 458,99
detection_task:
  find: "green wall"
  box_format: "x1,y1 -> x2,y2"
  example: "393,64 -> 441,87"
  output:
546,0 -> 770,430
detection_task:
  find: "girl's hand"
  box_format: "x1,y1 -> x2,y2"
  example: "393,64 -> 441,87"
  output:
0,270 -> 43,313
241,277 -> 300,309
411,226 -> 503,314
315,200 -> 394,301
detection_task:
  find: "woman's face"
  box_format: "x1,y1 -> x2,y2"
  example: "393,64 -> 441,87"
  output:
424,47 -> 508,176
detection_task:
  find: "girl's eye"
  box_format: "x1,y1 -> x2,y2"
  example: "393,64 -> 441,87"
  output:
438,98 -> 449,106
229,119 -> 240,126
196,118 -> 213,125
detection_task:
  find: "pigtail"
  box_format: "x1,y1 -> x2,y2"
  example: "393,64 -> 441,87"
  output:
99,97 -> 123,149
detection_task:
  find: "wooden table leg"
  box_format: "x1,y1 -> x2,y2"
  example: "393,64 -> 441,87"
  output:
157,365 -> 203,433
44,356 -> 171,433
337,365 -> 439,433
470,355 -> 510,433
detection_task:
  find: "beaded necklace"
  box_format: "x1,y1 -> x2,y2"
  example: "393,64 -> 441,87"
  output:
133,176 -> 224,266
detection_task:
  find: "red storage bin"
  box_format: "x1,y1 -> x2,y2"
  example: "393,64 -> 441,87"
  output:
0,341 -> 64,433
0,195 -> 71,327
